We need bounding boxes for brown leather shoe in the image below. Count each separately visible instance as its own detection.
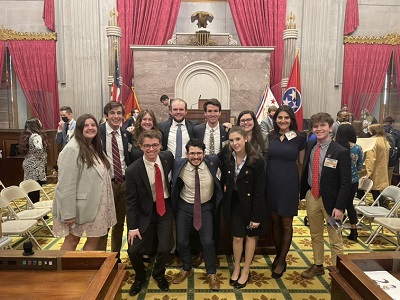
[172,269,193,284]
[207,274,220,290]
[192,253,203,267]
[301,265,325,279]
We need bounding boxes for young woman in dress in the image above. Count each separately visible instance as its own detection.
[19,118,48,203]
[53,114,116,250]
[220,125,266,289]
[266,105,306,278]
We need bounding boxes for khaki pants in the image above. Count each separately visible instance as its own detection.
[305,190,343,266]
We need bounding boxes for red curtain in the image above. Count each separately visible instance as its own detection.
[8,40,59,129]
[342,43,392,119]
[228,0,286,101]
[344,0,359,35]
[394,46,400,94]
[43,0,55,31]
[0,42,5,88]
[117,0,181,105]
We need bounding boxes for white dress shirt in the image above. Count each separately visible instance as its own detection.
[105,122,127,177]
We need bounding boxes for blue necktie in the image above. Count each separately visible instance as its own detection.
[176,123,182,158]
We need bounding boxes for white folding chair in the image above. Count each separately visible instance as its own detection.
[19,179,53,209]
[0,180,23,212]
[0,196,41,249]
[354,178,373,207]
[0,236,13,249]
[369,217,400,250]
[1,186,55,237]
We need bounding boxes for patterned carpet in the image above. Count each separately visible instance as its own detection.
[2,184,399,300]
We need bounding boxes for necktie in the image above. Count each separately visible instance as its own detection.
[209,128,215,154]
[65,123,70,142]
[312,144,321,199]
[193,167,202,231]
[111,131,124,184]
[154,163,166,216]
[176,123,182,159]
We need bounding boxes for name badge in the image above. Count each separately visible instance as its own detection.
[324,158,338,169]
[285,131,297,140]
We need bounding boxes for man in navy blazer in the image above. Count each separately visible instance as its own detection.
[98,101,132,261]
[300,112,351,279]
[56,106,76,147]
[125,130,174,296]
[170,139,222,290]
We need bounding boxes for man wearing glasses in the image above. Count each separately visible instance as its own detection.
[125,130,174,296]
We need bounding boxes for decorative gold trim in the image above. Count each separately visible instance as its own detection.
[0,27,57,41]
[344,33,400,45]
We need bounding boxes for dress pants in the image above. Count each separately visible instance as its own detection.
[176,199,216,274]
[127,202,174,281]
[305,190,343,266]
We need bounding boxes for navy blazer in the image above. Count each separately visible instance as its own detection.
[125,151,174,233]
[99,122,132,167]
[171,155,223,214]
[158,118,198,151]
[300,140,351,215]
[192,123,228,151]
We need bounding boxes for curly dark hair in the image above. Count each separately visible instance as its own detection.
[19,118,47,154]
[132,109,159,146]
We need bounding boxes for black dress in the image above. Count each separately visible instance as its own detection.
[266,131,306,216]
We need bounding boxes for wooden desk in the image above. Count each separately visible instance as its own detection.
[0,250,126,300]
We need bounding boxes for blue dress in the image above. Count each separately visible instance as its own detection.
[266,131,306,216]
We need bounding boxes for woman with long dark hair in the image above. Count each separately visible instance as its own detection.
[53,114,116,251]
[266,105,306,278]
[19,118,48,203]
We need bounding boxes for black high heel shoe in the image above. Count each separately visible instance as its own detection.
[235,273,250,289]
[230,269,241,286]
[272,262,287,279]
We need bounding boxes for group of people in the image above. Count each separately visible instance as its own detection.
[20,97,377,295]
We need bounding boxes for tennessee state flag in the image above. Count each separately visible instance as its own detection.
[282,52,303,130]
[124,86,141,120]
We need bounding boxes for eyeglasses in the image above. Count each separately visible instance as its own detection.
[142,143,160,150]
[188,152,203,157]
[240,118,253,124]
[327,217,343,234]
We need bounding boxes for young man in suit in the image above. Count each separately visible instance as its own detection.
[260,105,277,136]
[98,101,132,260]
[300,112,351,279]
[126,130,174,296]
[56,106,76,147]
[171,139,222,290]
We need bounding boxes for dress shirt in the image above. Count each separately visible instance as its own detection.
[179,161,213,204]
[307,139,332,187]
[105,122,127,177]
[167,119,190,158]
[143,156,170,201]
[204,122,221,155]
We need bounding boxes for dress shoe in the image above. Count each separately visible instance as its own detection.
[192,253,203,267]
[235,273,250,289]
[129,280,145,296]
[154,275,169,292]
[301,265,325,279]
[272,262,287,279]
[229,269,241,286]
[207,274,220,290]
[347,229,358,241]
[143,255,151,263]
[172,269,193,284]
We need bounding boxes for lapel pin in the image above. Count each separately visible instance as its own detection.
[245,170,249,174]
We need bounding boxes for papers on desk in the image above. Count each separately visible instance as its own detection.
[365,271,400,300]
[356,138,377,153]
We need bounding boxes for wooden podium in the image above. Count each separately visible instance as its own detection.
[0,250,126,299]
[330,252,400,300]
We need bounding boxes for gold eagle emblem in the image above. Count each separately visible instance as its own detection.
[191,11,214,29]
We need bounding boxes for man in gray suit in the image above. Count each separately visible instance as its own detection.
[56,106,76,147]
[260,105,277,136]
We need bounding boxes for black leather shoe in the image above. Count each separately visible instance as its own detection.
[235,273,250,289]
[129,280,145,296]
[230,270,241,286]
[154,276,169,292]
[272,262,287,279]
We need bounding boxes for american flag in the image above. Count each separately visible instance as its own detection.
[111,46,121,102]
[256,83,277,124]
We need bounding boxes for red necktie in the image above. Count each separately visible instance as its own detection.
[193,167,202,231]
[111,131,123,184]
[154,163,166,216]
[312,144,321,199]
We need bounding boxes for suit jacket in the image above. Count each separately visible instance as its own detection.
[171,155,223,214]
[260,117,273,136]
[158,118,198,151]
[192,123,228,151]
[53,138,106,224]
[300,140,352,214]
[125,151,174,233]
[56,119,76,147]
[99,122,132,167]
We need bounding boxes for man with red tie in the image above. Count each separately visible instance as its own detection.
[125,130,174,296]
[300,112,351,279]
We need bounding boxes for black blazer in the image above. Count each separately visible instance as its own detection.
[192,123,228,151]
[99,122,132,167]
[300,140,351,215]
[171,155,223,214]
[158,118,198,151]
[125,151,174,233]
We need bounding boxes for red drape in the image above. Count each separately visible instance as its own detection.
[0,42,5,88]
[43,0,55,31]
[117,0,181,105]
[228,0,286,101]
[8,40,59,129]
[344,0,359,35]
[342,44,392,119]
[394,46,400,94]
